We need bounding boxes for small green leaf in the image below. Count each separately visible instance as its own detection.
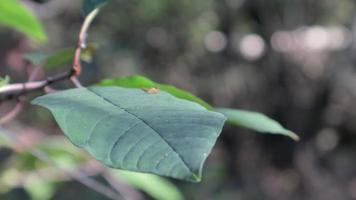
[24,53,49,66]
[98,75,213,110]
[32,86,226,182]
[215,108,299,141]
[24,45,96,70]
[44,48,75,69]
[82,0,108,16]
[0,0,46,42]
[0,76,10,87]
[114,171,184,200]
[24,48,74,70]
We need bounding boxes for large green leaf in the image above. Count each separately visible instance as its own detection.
[32,86,226,182]
[82,0,109,16]
[0,0,46,42]
[215,108,299,141]
[98,75,213,110]
[98,76,299,140]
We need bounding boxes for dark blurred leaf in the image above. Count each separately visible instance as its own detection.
[0,0,46,42]
[0,188,31,200]
[215,108,299,141]
[44,48,75,70]
[24,44,96,70]
[114,170,184,200]
[32,86,226,182]
[82,0,109,16]
[23,53,48,66]
[24,49,73,71]
[31,0,49,3]
[98,75,213,110]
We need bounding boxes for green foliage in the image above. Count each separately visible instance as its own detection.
[99,75,299,140]
[114,171,184,200]
[0,0,46,42]
[0,131,184,200]
[0,76,10,87]
[99,75,213,110]
[215,108,299,141]
[32,86,226,182]
[24,45,96,70]
[24,49,74,70]
[82,0,109,16]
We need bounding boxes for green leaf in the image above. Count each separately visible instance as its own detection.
[0,76,10,87]
[82,0,108,16]
[98,75,213,110]
[24,49,73,70]
[0,0,46,42]
[24,45,96,70]
[44,48,75,69]
[114,171,184,200]
[215,108,299,141]
[23,52,49,66]
[32,86,226,182]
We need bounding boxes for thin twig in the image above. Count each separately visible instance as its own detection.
[72,8,99,76]
[0,101,24,125]
[0,70,73,102]
[0,129,121,200]
[27,64,42,82]
[0,8,100,101]
[70,76,83,88]
[44,86,57,93]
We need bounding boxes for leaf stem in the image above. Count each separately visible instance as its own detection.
[72,8,99,76]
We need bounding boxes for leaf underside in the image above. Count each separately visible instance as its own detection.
[98,75,213,110]
[215,108,299,141]
[32,86,226,182]
[98,75,299,140]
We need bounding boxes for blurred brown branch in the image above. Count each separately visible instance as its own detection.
[0,70,73,102]
[0,129,124,200]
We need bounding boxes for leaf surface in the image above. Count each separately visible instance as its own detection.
[32,86,226,181]
[215,108,299,140]
[98,75,213,110]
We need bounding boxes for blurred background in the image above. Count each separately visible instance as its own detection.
[1,0,356,199]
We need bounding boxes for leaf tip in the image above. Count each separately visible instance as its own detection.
[288,131,300,141]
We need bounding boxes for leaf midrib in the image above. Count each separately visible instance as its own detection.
[86,87,194,176]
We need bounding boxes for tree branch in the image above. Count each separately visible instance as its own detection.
[0,70,73,102]
[72,8,99,76]
[0,101,24,125]
[0,8,100,102]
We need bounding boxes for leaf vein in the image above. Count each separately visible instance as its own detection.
[87,87,193,175]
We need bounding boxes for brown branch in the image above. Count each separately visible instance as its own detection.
[0,70,73,102]
[70,76,83,88]
[0,101,24,125]
[0,8,100,102]
[72,8,99,76]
